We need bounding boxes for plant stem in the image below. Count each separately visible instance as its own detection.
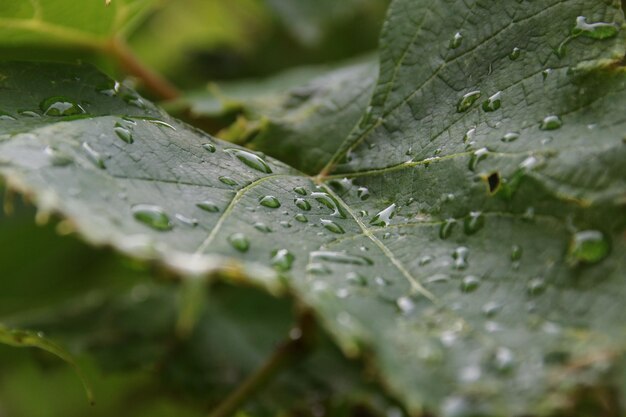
[106,37,180,101]
[208,312,315,417]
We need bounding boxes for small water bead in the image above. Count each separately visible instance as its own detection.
[492,347,515,373]
[511,245,523,261]
[96,80,120,96]
[147,120,176,130]
[501,132,519,143]
[321,219,345,234]
[259,195,281,208]
[279,221,291,228]
[452,246,469,270]
[482,301,502,317]
[568,230,609,264]
[114,123,133,144]
[449,32,463,49]
[219,176,238,186]
[464,211,484,235]
[311,192,345,218]
[482,91,502,112]
[468,147,489,171]
[271,249,294,271]
[44,146,73,166]
[396,296,415,314]
[463,127,476,143]
[311,251,373,266]
[307,263,332,275]
[18,110,40,118]
[197,201,219,212]
[294,198,311,211]
[439,218,457,239]
[224,148,272,174]
[40,96,85,117]
[375,276,391,286]
[346,272,367,286]
[202,143,216,153]
[460,276,480,293]
[82,142,105,169]
[419,255,433,266]
[509,47,521,60]
[357,186,370,200]
[572,16,619,40]
[369,203,397,227]
[0,111,16,121]
[253,222,271,233]
[457,91,481,112]
[294,213,308,223]
[175,213,198,227]
[132,204,172,231]
[527,278,547,296]
[540,115,562,130]
[542,68,552,81]
[293,186,307,196]
[426,273,450,284]
[228,233,249,252]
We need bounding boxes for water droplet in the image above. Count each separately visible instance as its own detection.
[311,251,373,266]
[82,142,105,169]
[396,296,415,314]
[439,218,457,239]
[346,272,367,286]
[253,222,271,233]
[542,68,552,80]
[228,233,249,252]
[202,143,216,153]
[40,97,85,117]
[357,187,370,200]
[511,245,523,261]
[0,110,16,121]
[279,221,291,228]
[197,201,219,212]
[468,147,489,171]
[452,246,469,270]
[369,203,396,227]
[482,91,502,112]
[175,213,198,227]
[271,249,294,271]
[294,213,308,223]
[492,347,515,373]
[321,219,345,234]
[294,198,311,211]
[463,127,476,143]
[148,119,176,130]
[311,192,346,218]
[96,80,120,96]
[18,110,39,118]
[375,276,390,286]
[568,230,609,264]
[540,115,562,130]
[572,16,618,39]
[259,195,281,208]
[527,278,546,296]
[426,273,450,284]
[457,91,481,112]
[419,255,433,266]
[132,204,172,231]
[460,276,480,293]
[219,176,238,186]
[501,132,519,142]
[114,123,133,144]
[482,301,502,317]
[44,146,73,166]
[293,186,307,195]
[307,263,331,275]
[464,211,484,235]
[449,32,463,49]
[509,47,521,60]
[224,148,272,173]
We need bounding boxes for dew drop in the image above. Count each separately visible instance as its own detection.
[196,201,219,212]
[114,123,133,144]
[44,146,73,166]
[294,213,308,223]
[346,272,367,286]
[511,245,523,261]
[449,32,463,49]
[464,211,484,235]
[482,301,502,317]
[225,148,272,173]
[568,230,609,264]
[542,68,552,80]
[311,192,346,218]
[452,246,469,270]
[460,276,480,293]
[527,278,547,296]
[321,219,345,234]
[468,147,489,171]
[175,213,198,227]
[279,221,291,228]
[457,91,481,112]
[271,249,294,271]
[132,204,172,231]
[439,218,457,239]
[463,127,476,143]
[293,186,307,196]
[40,96,85,117]
[572,16,618,40]
[253,222,271,233]
[501,132,519,142]
[228,233,249,252]
[96,80,120,96]
[509,47,521,60]
[307,263,332,275]
[18,110,40,118]
[311,251,373,266]
[482,91,502,112]
[540,115,562,130]
[369,203,396,227]
[396,296,415,314]
[294,198,311,211]
[259,195,281,208]
[202,143,216,153]
[492,347,515,373]
[357,186,370,200]
[219,176,238,186]
[82,142,105,169]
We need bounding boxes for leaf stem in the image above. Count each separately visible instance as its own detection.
[106,37,180,101]
[208,312,316,417]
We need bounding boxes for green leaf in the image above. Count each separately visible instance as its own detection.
[183,58,378,174]
[0,0,155,49]
[1,0,626,415]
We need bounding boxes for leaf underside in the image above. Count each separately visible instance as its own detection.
[1,1,626,416]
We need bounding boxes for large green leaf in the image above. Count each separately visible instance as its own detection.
[1,1,626,416]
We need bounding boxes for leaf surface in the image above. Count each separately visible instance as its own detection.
[1,0,626,414]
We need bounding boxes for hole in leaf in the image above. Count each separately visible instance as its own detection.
[487,172,500,193]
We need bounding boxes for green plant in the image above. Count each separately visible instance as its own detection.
[0,1,625,416]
